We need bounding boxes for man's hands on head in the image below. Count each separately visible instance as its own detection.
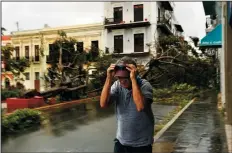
[100,64,116,108]
[126,64,137,80]
[108,63,138,80]
[107,64,116,79]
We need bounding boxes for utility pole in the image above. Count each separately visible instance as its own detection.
[16,21,19,31]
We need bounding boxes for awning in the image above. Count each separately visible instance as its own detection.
[199,24,222,48]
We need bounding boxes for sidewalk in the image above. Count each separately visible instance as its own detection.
[153,91,229,153]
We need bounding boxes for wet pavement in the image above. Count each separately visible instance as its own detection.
[153,91,228,153]
[2,101,176,152]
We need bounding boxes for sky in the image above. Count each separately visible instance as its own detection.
[2,2,206,39]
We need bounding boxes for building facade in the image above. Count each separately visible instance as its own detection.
[103,2,184,65]
[222,1,232,124]
[10,23,104,91]
[202,1,232,124]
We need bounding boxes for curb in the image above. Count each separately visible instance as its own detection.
[153,98,196,142]
[4,96,100,116]
[34,96,100,112]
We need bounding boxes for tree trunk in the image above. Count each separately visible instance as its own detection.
[58,44,63,73]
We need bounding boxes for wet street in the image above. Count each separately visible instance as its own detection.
[153,92,228,153]
[2,101,176,152]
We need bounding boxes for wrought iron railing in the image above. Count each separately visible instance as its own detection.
[34,56,40,62]
[104,18,123,25]
[157,16,172,30]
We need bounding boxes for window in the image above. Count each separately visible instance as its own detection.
[61,43,73,63]
[49,44,58,55]
[105,47,109,54]
[35,72,40,80]
[91,41,99,51]
[49,44,54,53]
[77,42,84,52]
[24,72,30,80]
[134,33,144,52]
[48,44,59,63]
[114,35,123,53]
[35,45,40,61]
[114,7,123,23]
[25,46,29,60]
[134,4,143,22]
[15,46,20,60]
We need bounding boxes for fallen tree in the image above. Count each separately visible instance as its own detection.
[140,35,219,89]
[21,34,218,102]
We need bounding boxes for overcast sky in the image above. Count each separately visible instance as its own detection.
[2,2,206,39]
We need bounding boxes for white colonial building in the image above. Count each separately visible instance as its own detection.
[10,23,104,91]
[103,2,184,65]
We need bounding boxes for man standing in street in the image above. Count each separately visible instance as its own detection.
[100,56,154,153]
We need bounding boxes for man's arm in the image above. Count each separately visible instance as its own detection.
[100,64,116,108]
[131,78,145,112]
[100,76,113,108]
[126,64,153,112]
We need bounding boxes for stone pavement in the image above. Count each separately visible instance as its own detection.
[153,91,229,153]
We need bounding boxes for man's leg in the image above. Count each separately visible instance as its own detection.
[128,144,152,153]
[114,139,126,153]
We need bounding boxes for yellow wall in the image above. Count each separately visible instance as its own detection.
[10,23,104,91]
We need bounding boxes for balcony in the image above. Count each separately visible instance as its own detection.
[104,18,122,25]
[12,57,20,61]
[25,56,30,61]
[157,17,173,35]
[104,18,151,30]
[32,56,40,63]
[112,51,150,58]
[174,24,184,32]
[23,56,40,63]
[161,1,173,11]
[46,55,72,64]
[46,55,54,63]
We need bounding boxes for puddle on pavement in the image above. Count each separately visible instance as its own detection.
[2,101,115,142]
[153,91,228,153]
[2,101,118,152]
